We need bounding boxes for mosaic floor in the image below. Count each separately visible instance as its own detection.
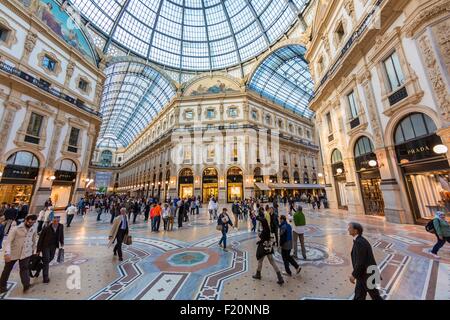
[0,205,449,300]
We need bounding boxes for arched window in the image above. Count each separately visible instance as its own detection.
[100,150,113,167]
[331,149,343,164]
[227,167,242,176]
[293,171,300,183]
[180,168,193,177]
[254,167,263,183]
[282,170,290,183]
[394,113,437,145]
[354,137,375,158]
[58,159,77,172]
[7,151,39,168]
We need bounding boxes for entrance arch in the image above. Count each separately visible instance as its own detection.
[227,167,243,202]
[354,136,384,216]
[393,113,449,221]
[0,151,40,205]
[178,168,194,199]
[202,167,218,203]
[331,149,348,209]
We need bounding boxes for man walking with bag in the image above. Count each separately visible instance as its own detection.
[37,216,64,284]
[0,214,38,293]
[109,208,130,262]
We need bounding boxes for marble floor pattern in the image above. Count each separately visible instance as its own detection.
[0,205,449,300]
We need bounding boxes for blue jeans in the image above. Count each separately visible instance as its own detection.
[432,235,450,254]
[219,230,227,248]
[0,224,4,249]
[152,216,160,231]
[251,219,256,232]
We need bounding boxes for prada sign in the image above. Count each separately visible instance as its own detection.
[54,170,77,182]
[2,165,38,180]
[396,134,443,163]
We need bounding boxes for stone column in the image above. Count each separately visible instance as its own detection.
[0,100,22,158]
[436,126,450,165]
[377,146,414,224]
[323,163,339,210]
[343,157,364,214]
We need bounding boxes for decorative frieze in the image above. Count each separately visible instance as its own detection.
[358,70,385,148]
[21,30,37,62]
[418,34,450,122]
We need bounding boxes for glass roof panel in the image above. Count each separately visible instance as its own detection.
[97,61,176,148]
[248,45,315,119]
[70,0,309,71]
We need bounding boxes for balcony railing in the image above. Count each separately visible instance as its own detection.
[0,61,101,117]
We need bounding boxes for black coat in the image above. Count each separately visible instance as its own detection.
[351,235,378,280]
[4,208,18,220]
[37,223,64,252]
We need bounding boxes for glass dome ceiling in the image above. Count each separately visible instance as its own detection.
[248,45,314,118]
[70,0,310,71]
[97,61,176,148]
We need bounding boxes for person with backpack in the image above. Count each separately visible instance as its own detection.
[429,211,450,258]
[217,208,233,252]
[279,215,302,277]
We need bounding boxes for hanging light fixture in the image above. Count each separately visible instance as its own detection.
[336,168,343,175]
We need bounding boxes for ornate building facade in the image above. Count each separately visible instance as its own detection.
[93,71,322,204]
[308,0,450,224]
[0,0,104,212]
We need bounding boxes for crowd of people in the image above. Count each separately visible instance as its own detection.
[0,192,449,300]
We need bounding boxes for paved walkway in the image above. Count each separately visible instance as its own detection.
[0,205,449,300]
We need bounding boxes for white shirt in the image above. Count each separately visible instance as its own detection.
[66,205,77,216]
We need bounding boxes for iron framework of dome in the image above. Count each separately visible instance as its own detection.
[97,61,176,149]
[248,45,314,119]
[70,0,310,71]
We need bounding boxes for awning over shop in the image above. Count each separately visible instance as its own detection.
[269,183,325,190]
[254,182,271,191]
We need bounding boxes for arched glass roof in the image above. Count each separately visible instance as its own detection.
[70,0,310,71]
[98,61,176,148]
[248,45,314,119]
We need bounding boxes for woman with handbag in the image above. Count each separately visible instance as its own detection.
[108,208,130,262]
[217,208,233,252]
[252,217,284,285]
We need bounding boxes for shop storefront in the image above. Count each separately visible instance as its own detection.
[178,168,194,199]
[331,149,348,210]
[227,167,243,202]
[0,151,39,205]
[0,151,39,204]
[354,137,384,216]
[202,167,218,203]
[50,165,77,210]
[394,113,450,222]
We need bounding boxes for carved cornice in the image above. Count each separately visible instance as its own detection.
[404,0,450,37]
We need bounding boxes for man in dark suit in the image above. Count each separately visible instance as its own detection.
[348,222,383,300]
[37,216,64,283]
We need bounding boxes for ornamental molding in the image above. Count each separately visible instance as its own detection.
[0,16,18,49]
[404,0,450,38]
[37,50,62,77]
[418,33,450,122]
